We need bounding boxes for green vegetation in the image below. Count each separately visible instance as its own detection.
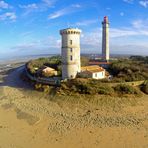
[60,78,114,95]
[60,79,142,96]
[109,57,148,82]
[33,78,142,98]
[26,56,62,77]
[130,56,148,63]
[114,84,139,95]
[25,55,147,97]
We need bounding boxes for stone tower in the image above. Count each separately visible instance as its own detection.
[60,28,81,80]
[102,16,110,62]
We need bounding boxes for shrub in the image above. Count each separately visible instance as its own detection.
[114,84,138,95]
[60,78,114,95]
[97,85,114,95]
[35,83,43,91]
[42,85,50,93]
[109,59,148,82]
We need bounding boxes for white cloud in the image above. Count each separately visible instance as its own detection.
[48,4,82,19]
[132,20,143,28]
[42,0,57,7]
[71,4,81,8]
[75,19,97,26]
[48,8,67,19]
[120,12,124,16]
[132,19,148,28]
[0,0,9,9]
[0,12,17,21]
[8,24,148,55]
[139,0,148,8]
[11,36,61,55]
[19,0,57,15]
[106,7,111,10]
[131,19,148,35]
[123,0,134,4]
[19,3,38,15]
[19,3,38,9]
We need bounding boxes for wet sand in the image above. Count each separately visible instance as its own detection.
[0,65,148,148]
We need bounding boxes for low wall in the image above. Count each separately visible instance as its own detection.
[105,80,146,87]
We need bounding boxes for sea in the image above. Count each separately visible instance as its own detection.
[0,54,59,65]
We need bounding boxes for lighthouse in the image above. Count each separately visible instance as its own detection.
[102,16,110,62]
[60,28,81,80]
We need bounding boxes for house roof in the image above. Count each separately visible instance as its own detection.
[81,65,105,73]
[88,69,105,73]
[42,66,56,72]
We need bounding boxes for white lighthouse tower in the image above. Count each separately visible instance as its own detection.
[60,28,81,80]
[102,16,110,62]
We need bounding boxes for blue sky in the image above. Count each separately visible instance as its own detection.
[0,0,148,58]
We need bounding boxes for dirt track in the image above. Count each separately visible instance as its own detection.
[0,65,148,148]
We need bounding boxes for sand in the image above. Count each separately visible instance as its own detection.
[0,65,148,148]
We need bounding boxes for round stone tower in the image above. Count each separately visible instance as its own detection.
[60,28,81,80]
[102,16,110,62]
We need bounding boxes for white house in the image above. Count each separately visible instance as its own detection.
[80,65,106,79]
[42,66,58,77]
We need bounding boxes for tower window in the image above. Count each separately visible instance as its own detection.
[70,48,73,52]
[70,40,72,45]
[70,55,73,61]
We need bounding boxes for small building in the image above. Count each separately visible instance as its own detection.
[80,65,106,79]
[42,66,58,77]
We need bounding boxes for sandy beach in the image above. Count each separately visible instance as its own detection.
[0,64,148,148]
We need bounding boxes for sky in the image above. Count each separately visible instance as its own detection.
[0,0,148,59]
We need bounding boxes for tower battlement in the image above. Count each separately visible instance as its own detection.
[60,28,81,35]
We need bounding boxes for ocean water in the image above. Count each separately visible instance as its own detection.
[0,54,59,65]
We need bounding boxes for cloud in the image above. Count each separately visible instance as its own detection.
[42,0,57,7]
[0,12,17,21]
[80,22,148,55]
[132,19,148,28]
[132,20,143,28]
[75,19,98,26]
[120,12,124,16]
[12,36,60,50]
[48,4,82,19]
[7,24,148,56]
[139,0,148,8]
[123,0,134,4]
[71,4,81,8]
[19,0,57,15]
[130,19,148,35]
[19,3,38,9]
[0,0,9,9]
[106,7,111,10]
[19,3,38,15]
